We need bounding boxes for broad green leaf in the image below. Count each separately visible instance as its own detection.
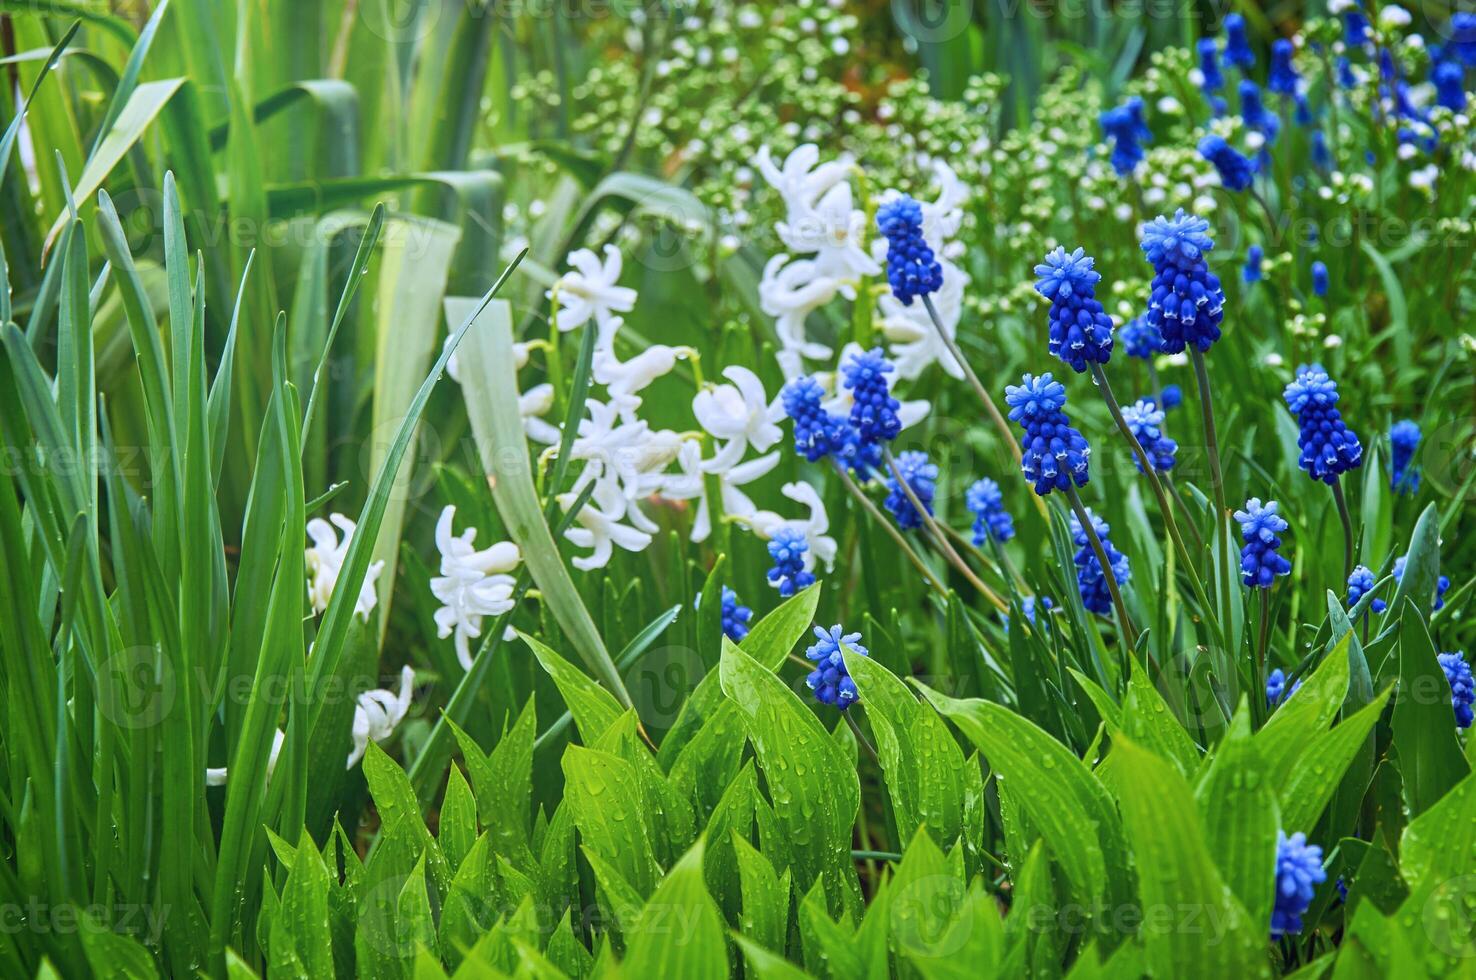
[270,838,335,979]
[451,699,535,853]
[734,933,814,979]
[1110,739,1264,976]
[1194,705,1277,931]
[527,632,624,743]
[797,878,861,978]
[562,745,660,898]
[1256,633,1352,787]
[622,839,728,979]
[78,927,160,980]
[903,878,1005,979]
[913,682,1133,927]
[720,638,862,920]
[439,766,479,875]
[1121,656,1199,775]
[1281,687,1392,832]
[1391,602,1469,816]
[733,832,789,955]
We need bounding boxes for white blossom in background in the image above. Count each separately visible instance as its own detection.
[519,383,560,444]
[305,514,383,621]
[738,481,838,571]
[592,329,689,420]
[879,259,968,380]
[758,254,842,378]
[661,441,781,542]
[205,729,285,787]
[752,144,852,219]
[430,506,521,669]
[560,485,654,570]
[780,181,879,282]
[346,666,416,767]
[549,245,638,348]
[692,366,784,472]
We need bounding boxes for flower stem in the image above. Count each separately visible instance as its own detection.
[1331,475,1355,581]
[920,294,1017,465]
[883,448,1008,613]
[1164,475,1207,553]
[1190,348,1234,659]
[831,461,948,597]
[1089,363,1218,630]
[1064,484,1138,651]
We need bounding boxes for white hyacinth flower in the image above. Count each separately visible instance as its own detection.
[305,514,383,621]
[205,729,285,787]
[739,481,838,572]
[879,258,969,381]
[752,143,853,219]
[592,332,687,420]
[430,506,521,669]
[549,245,638,344]
[692,366,784,472]
[661,441,781,542]
[560,486,654,570]
[778,181,879,281]
[758,254,842,377]
[347,666,416,768]
[519,383,560,445]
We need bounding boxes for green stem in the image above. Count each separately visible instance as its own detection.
[1191,349,1233,657]
[832,461,948,597]
[1331,475,1355,581]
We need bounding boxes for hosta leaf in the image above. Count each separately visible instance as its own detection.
[1391,601,1469,816]
[1111,738,1264,977]
[720,638,862,920]
[733,831,789,954]
[622,839,728,979]
[913,682,1133,928]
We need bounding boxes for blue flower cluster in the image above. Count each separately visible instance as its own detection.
[843,347,903,445]
[1141,210,1226,353]
[875,195,942,305]
[1100,97,1151,175]
[766,527,815,597]
[1199,135,1257,192]
[1266,668,1301,707]
[720,586,752,642]
[966,477,1015,545]
[1346,565,1379,611]
[1434,59,1467,111]
[1119,317,1162,359]
[1283,365,1363,484]
[1235,498,1291,588]
[884,451,937,530]
[1005,373,1092,496]
[805,625,867,709]
[1390,419,1421,494]
[1156,384,1183,411]
[1196,38,1224,111]
[1269,38,1300,96]
[1069,508,1131,615]
[1439,651,1474,729]
[1122,398,1177,473]
[1311,261,1329,297]
[1272,831,1326,937]
[1243,244,1264,283]
[781,374,880,476]
[1005,595,1055,631]
[1239,81,1279,144]
[1034,247,1115,372]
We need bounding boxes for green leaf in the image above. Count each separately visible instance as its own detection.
[526,632,624,743]
[1255,633,1352,787]
[622,838,728,979]
[1392,602,1470,817]
[1194,705,1277,931]
[452,699,535,854]
[270,838,335,979]
[1281,687,1391,832]
[1111,738,1264,976]
[438,766,478,875]
[720,638,862,920]
[562,745,661,898]
[733,832,790,955]
[79,927,160,980]
[1121,656,1199,775]
[913,682,1133,925]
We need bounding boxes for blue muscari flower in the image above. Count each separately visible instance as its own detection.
[1005,595,1055,630]
[1311,261,1329,297]
[1294,93,1314,126]
[1343,3,1371,48]
[876,195,942,306]
[1141,210,1226,353]
[1390,419,1421,494]
[782,375,845,463]
[1454,13,1476,66]
[1266,668,1302,706]
[843,347,902,445]
[884,450,938,531]
[805,625,867,709]
[966,477,1015,545]
[1311,130,1332,170]
[1239,80,1280,143]
[1433,61,1467,111]
[1069,508,1130,615]
[1346,565,1378,609]
[720,586,752,642]
[1273,831,1327,937]
[1269,39,1300,96]
[1392,555,1450,612]
[1284,365,1363,484]
[766,527,815,598]
[1122,398,1177,473]
[1100,97,1152,175]
[1157,384,1183,411]
[1235,498,1292,588]
[1005,373,1092,496]
[1439,651,1475,729]
[1197,38,1224,95]
[1119,317,1162,359]
[1336,56,1358,89]
[1034,247,1115,372]
[1224,13,1254,69]
[1243,244,1264,283]
[1199,134,1257,192]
